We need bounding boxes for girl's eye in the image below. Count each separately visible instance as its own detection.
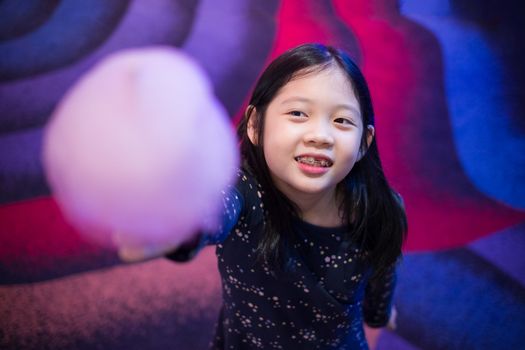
[334,117,354,126]
[289,110,306,118]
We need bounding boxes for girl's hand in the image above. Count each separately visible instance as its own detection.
[387,306,398,330]
[113,232,179,263]
[364,325,381,350]
[364,306,397,349]
[117,244,173,263]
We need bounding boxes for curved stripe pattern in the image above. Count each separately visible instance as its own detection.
[401,0,525,209]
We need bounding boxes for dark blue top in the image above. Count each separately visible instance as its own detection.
[167,169,396,349]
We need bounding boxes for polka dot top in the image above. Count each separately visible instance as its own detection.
[167,169,397,349]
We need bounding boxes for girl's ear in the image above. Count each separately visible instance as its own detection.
[365,125,375,148]
[358,125,375,160]
[246,105,258,145]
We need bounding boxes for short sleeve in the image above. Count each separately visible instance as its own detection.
[362,262,397,328]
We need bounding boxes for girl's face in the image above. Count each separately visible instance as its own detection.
[250,66,373,203]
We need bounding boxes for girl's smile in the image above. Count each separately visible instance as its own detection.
[295,153,333,175]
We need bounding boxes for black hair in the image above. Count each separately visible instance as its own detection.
[237,43,407,279]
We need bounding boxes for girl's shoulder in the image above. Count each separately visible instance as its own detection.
[235,166,263,194]
[233,166,266,221]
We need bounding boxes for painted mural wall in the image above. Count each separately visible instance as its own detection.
[1,1,524,349]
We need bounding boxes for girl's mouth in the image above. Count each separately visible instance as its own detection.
[294,156,333,168]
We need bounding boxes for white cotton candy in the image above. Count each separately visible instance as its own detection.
[43,47,239,248]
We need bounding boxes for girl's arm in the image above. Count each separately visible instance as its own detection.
[164,186,244,262]
[362,264,398,349]
[362,262,398,328]
[118,186,244,263]
[363,193,404,328]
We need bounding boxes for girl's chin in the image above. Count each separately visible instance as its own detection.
[278,181,338,198]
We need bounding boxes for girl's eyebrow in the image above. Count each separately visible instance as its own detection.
[280,97,361,117]
[280,96,311,105]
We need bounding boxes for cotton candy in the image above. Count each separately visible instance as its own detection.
[43,47,239,249]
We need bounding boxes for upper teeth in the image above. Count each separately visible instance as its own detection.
[296,156,332,167]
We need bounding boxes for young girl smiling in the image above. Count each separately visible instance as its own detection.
[123,43,407,349]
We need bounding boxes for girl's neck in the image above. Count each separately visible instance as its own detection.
[285,188,344,228]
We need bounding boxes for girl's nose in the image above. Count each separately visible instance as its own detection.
[303,120,334,147]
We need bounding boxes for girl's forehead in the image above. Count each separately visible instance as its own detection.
[275,66,358,105]
[287,66,354,90]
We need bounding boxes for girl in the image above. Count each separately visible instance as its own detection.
[121,43,407,349]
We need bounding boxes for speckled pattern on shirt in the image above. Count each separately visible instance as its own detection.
[171,169,396,349]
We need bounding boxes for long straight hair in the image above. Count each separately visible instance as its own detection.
[237,43,407,279]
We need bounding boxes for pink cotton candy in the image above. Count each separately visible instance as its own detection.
[43,47,239,248]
